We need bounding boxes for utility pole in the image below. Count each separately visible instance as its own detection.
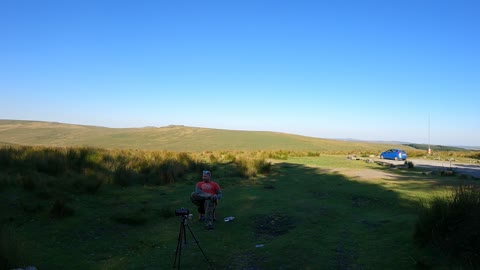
[428,114,432,155]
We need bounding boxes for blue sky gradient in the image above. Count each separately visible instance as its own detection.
[1,0,479,146]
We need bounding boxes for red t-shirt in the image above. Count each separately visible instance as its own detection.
[196,181,221,195]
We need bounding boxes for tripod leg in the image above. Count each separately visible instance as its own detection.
[172,222,185,269]
[185,223,214,270]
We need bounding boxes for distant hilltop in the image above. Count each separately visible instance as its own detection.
[337,138,412,145]
[0,119,416,152]
[337,139,476,151]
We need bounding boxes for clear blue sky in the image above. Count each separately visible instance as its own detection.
[1,0,479,146]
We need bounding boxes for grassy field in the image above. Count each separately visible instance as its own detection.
[0,120,420,153]
[1,121,479,269]
[1,146,479,270]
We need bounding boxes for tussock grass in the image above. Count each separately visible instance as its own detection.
[2,145,476,192]
[414,185,480,268]
[469,151,480,160]
[234,156,272,178]
[1,143,480,269]
[0,146,294,190]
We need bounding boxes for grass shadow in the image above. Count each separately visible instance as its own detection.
[0,157,460,269]
[211,161,429,270]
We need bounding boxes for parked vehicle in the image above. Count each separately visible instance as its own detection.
[379,149,407,160]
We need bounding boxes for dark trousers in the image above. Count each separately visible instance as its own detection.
[190,192,217,225]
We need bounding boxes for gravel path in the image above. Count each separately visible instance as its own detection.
[377,158,480,178]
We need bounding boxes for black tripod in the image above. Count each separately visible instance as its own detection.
[172,215,214,269]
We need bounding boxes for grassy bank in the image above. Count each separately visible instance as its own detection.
[1,146,479,269]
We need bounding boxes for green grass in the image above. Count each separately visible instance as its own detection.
[1,121,479,269]
[2,151,479,269]
[414,185,480,269]
[0,225,31,270]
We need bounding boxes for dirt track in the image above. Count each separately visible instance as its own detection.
[377,158,480,178]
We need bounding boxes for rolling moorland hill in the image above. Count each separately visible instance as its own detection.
[0,119,414,153]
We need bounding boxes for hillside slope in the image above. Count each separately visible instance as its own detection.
[0,120,410,152]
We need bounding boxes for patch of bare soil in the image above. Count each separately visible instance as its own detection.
[351,195,372,208]
[226,214,296,270]
[338,168,398,180]
[253,213,296,240]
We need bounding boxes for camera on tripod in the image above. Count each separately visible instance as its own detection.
[172,207,213,269]
[175,207,189,216]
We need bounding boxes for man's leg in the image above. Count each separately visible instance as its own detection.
[204,199,214,230]
[190,193,205,220]
[213,200,218,221]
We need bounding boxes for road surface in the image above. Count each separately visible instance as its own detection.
[377,158,480,178]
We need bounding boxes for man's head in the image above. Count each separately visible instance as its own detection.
[202,170,211,181]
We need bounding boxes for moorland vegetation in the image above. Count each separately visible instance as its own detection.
[1,120,480,269]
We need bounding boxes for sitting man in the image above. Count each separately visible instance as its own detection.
[190,170,222,230]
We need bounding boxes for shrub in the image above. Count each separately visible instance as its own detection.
[234,156,272,178]
[150,152,200,185]
[267,150,289,160]
[0,147,15,168]
[34,149,67,176]
[67,147,102,172]
[414,185,480,268]
[113,164,136,187]
[208,153,218,163]
[405,161,414,168]
[223,152,237,162]
[1,146,275,191]
[469,151,480,160]
[234,157,254,178]
[255,158,272,174]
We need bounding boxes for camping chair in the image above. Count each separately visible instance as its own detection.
[198,199,218,222]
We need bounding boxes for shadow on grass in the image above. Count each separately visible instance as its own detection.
[366,162,480,269]
[0,159,455,270]
[216,161,432,270]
